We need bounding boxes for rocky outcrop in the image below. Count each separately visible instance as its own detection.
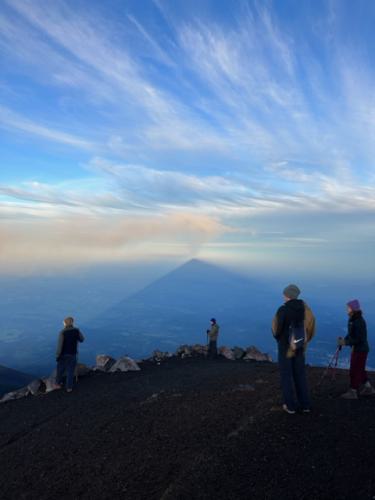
[109,357,141,372]
[219,346,236,360]
[1,362,94,403]
[175,344,207,358]
[151,350,173,362]
[27,379,43,395]
[232,347,245,360]
[175,345,193,358]
[0,386,29,403]
[95,355,116,372]
[243,346,272,362]
[0,345,271,404]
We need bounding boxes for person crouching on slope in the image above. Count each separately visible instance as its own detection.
[54,317,85,393]
[207,318,219,359]
[337,300,375,399]
[272,284,316,414]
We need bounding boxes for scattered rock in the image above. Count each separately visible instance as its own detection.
[109,356,141,372]
[219,346,235,360]
[191,344,208,356]
[176,345,193,358]
[95,355,116,372]
[152,350,173,362]
[27,379,43,395]
[233,347,245,360]
[243,346,272,362]
[43,369,58,393]
[75,363,91,378]
[0,386,29,404]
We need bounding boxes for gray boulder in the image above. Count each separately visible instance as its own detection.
[75,363,91,378]
[152,350,172,361]
[176,345,193,358]
[219,346,235,360]
[0,386,29,404]
[43,369,58,393]
[244,346,272,362]
[192,344,207,356]
[109,356,141,372]
[233,346,245,360]
[27,379,43,395]
[95,355,116,372]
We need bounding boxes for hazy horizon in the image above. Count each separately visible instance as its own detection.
[0,258,374,377]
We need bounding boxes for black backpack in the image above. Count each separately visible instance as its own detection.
[288,320,306,354]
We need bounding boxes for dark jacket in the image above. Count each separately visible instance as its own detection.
[272,299,316,351]
[345,311,369,353]
[56,326,85,358]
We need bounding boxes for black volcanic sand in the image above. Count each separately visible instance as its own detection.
[1,358,375,500]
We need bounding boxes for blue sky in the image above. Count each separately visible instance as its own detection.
[0,0,375,275]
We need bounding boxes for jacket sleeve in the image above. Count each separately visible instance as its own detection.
[208,325,218,339]
[56,331,64,358]
[78,329,85,343]
[344,319,365,346]
[272,306,285,340]
[304,303,316,343]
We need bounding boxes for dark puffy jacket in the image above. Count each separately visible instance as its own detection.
[273,299,305,349]
[272,299,316,349]
[345,311,369,353]
[56,327,85,358]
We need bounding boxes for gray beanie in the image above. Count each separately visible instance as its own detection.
[283,284,301,299]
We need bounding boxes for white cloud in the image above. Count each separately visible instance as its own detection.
[1,0,375,272]
[0,106,93,149]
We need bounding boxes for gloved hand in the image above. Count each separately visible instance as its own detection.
[206,329,210,334]
[337,337,346,347]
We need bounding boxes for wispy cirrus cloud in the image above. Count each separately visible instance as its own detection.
[0,106,93,149]
[1,0,375,272]
[2,0,375,167]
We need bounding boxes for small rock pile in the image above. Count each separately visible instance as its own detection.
[0,355,141,404]
[146,344,271,363]
[0,345,271,404]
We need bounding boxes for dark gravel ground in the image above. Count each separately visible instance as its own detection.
[0,357,375,500]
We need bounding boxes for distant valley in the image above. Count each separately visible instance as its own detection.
[0,259,374,377]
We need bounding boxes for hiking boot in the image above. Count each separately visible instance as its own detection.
[340,388,358,399]
[66,388,73,393]
[359,382,375,396]
[282,404,296,414]
[52,383,62,391]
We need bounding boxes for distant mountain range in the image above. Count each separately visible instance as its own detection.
[0,365,35,397]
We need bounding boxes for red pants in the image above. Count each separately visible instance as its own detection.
[350,351,368,389]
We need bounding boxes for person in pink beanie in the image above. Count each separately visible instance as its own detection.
[337,299,375,399]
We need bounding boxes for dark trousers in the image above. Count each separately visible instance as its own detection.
[208,340,217,359]
[56,354,77,390]
[278,347,310,411]
[350,351,368,389]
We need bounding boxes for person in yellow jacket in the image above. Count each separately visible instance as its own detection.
[206,318,219,359]
[272,284,316,414]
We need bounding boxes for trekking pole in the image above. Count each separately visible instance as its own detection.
[317,346,342,387]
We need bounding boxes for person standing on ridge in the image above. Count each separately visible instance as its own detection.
[54,317,85,393]
[337,299,375,399]
[207,318,219,359]
[272,284,316,414]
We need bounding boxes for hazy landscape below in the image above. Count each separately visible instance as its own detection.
[0,259,374,377]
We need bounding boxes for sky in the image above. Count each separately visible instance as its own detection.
[1,0,375,276]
